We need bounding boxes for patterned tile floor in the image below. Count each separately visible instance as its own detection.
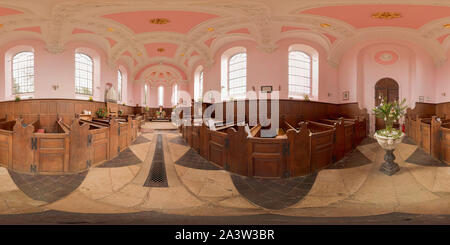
[8,170,88,203]
[1,122,450,224]
[231,174,317,210]
[98,148,142,168]
[405,148,448,167]
[328,149,372,169]
[175,148,220,170]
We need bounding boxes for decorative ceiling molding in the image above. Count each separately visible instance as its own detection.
[0,0,448,80]
[328,27,447,67]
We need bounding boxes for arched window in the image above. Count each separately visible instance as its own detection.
[158,86,164,106]
[117,70,122,101]
[12,51,34,94]
[194,70,203,102]
[75,53,93,95]
[288,51,311,97]
[228,52,246,99]
[172,84,178,105]
[144,84,148,105]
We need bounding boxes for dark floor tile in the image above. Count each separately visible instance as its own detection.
[175,148,220,170]
[328,149,372,169]
[231,174,317,210]
[359,137,377,146]
[405,148,448,167]
[8,170,88,203]
[402,136,416,145]
[98,148,142,168]
[132,135,151,145]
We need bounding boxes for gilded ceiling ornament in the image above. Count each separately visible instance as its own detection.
[371,12,402,20]
[157,48,165,52]
[150,18,170,25]
[320,23,331,28]
[444,24,450,28]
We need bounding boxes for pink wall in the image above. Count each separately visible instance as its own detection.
[435,50,450,103]
[338,40,436,109]
[189,38,339,103]
[0,39,134,105]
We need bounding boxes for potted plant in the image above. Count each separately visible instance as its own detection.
[14,96,21,102]
[96,107,107,118]
[373,98,407,175]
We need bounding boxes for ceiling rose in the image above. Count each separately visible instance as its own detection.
[375,51,399,65]
[149,18,170,25]
[371,12,402,20]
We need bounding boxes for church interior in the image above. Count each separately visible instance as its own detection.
[0,0,450,225]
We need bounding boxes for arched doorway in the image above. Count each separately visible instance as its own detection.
[375,78,399,130]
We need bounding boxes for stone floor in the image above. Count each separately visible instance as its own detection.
[1,122,450,224]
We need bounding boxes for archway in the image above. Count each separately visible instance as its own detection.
[375,78,399,130]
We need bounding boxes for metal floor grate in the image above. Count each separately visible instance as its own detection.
[144,134,168,187]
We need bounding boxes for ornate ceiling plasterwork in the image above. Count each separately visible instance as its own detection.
[0,0,448,81]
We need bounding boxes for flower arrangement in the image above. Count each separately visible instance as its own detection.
[96,107,107,118]
[88,97,94,102]
[373,97,407,139]
[14,96,21,102]
[303,94,310,101]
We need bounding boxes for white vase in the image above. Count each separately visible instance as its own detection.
[374,132,405,176]
[374,132,405,151]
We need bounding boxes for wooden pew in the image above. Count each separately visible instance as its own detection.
[66,119,110,167]
[440,122,450,164]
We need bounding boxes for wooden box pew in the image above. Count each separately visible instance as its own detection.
[0,114,6,123]
[202,121,250,176]
[91,118,121,160]
[339,116,366,146]
[318,118,344,162]
[439,122,450,164]
[0,118,71,174]
[419,117,434,154]
[303,121,336,171]
[419,116,450,159]
[281,121,335,176]
[246,123,289,178]
[66,119,110,168]
[320,118,355,155]
[0,120,16,168]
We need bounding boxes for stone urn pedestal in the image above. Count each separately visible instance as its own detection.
[374,132,405,176]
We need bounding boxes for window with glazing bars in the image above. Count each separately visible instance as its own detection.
[117,70,122,101]
[75,53,93,95]
[144,84,148,104]
[158,86,164,106]
[195,71,203,101]
[288,51,311,97]
[228,53,247,99]
[12,52,34,94]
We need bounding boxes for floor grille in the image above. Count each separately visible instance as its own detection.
[144,134,168,187]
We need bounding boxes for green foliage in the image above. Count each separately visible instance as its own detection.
[14,96,21,102]
[373,97,407,133]
[88,96,93,102]
[96,107,107,118]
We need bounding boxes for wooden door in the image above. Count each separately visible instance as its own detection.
[375,78,399,130]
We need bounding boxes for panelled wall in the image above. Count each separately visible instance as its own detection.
[0,99,135,123]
